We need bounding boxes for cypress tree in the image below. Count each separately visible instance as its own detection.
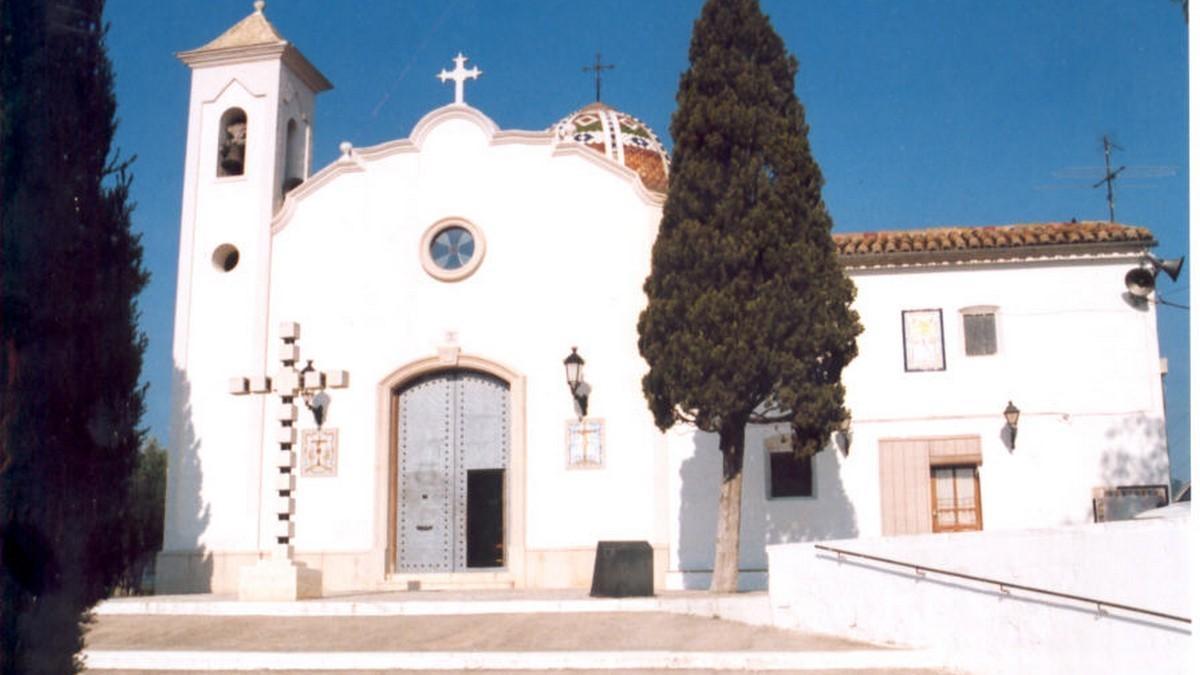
[638,0,861,593]
[1,0,148,670]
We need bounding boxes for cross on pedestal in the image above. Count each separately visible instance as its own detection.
[437,53,482,105]
[230,321,348,564]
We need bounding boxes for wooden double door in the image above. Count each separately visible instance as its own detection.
[394,370,509,572]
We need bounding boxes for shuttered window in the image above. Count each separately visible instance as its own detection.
[962,312,997,356]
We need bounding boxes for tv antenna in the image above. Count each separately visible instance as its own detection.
[582,52,615,103]
[1093,135,1126,223]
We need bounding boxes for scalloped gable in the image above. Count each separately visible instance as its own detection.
[409,105,501,149]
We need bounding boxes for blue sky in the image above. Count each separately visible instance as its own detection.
[103,0,1189,482]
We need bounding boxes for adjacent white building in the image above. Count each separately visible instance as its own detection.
[158,5,1172,595]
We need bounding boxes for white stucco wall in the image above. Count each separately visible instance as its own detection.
[242,106,667,568]
[668,255,1169,589]
[168,46,1169,596]
[767,519,1190,674]
[166,58,312,556]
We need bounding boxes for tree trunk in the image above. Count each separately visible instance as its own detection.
[710,419,746,593]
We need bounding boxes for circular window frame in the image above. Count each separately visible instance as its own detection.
[419,217,486,282]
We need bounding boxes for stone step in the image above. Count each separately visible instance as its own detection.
[83,648,952,672]
[376,572,517,592]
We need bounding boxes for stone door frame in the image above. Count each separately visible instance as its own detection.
[374,355,527,586]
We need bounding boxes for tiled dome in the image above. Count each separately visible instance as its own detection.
[551,102,670,193]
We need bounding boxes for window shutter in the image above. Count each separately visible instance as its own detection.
[963,313,996,356]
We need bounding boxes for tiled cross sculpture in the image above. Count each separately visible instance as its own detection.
[229,322,348,562]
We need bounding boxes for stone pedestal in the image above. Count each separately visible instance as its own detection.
[238,558,322,601]
[590,540,654,597]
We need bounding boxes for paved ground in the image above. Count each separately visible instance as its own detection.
[86,612,871,653]
[84,591,959,673]
[91,670,950,674]
[91,667,945,672]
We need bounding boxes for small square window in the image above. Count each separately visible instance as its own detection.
[769,452,813,498]
[963,312,997,356]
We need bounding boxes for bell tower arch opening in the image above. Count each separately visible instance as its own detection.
[217,107,247,177]
[282,117,305,195]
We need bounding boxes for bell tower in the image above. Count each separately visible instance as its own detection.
[161,1,331,589]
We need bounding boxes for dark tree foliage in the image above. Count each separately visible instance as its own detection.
[1,0,148,671]
[638,0,860,592]
[115,438,166,595]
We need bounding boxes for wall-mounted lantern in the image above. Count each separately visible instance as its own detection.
[1003,400,1020,450]
[563,347,589,419]
[299,360,331,428]
[834,415,852,456]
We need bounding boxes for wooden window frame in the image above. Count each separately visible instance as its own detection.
[930,463,983,533]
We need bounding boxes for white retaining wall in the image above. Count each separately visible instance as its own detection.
[767,518,1190,674]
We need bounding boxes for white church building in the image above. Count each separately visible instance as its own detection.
[158,4,1173,595]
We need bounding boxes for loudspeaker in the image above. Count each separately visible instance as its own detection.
[1158,256,1185,282]
[590,540,653,597]
[1125,267,1156,298]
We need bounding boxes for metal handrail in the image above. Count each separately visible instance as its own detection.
[814,543,1191,625]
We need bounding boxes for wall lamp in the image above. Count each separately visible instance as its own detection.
[1125,253,1184,300]
[1003,400,1020,450]
[299,360,332,428]
[834,415,852,456]
[563,347,589,419]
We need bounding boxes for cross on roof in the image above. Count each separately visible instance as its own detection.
[438,53,482,105]
[1093,135,1126,223]
[582,52,615,103]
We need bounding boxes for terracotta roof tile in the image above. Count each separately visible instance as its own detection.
[833,221,1152,264]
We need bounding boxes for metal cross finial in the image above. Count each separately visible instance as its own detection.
[582,52,615,103]
[438,53,482,105]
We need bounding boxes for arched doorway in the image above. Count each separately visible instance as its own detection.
[393,369,510,572]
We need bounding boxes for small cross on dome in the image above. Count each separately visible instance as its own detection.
[438,53,482,105]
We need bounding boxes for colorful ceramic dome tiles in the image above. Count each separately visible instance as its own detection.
[552,102,670,193]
